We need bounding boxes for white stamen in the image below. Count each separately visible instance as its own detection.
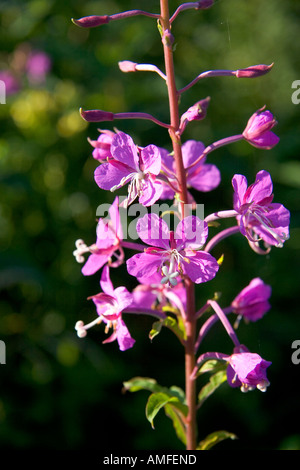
[110,172,137,193]
[160,252,181,286]
[244,207,288,248]
[75,317,102,338]
[73,239,91,263]
[257,380,270,392]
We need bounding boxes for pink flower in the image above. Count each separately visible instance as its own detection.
[94,131,163,208]
[75,266,135,351]
[227,345,272,392]
[88,129,115,161]
[0,70,20,95]
[231,278,271,322]
[26,51,51,84]
[126,213,219,285]
[131,273,187,313]
[178,97,210,135]
[232,170,290,248]
[242,107,279,149]
[161,140,220,199]
[73,196,123,275]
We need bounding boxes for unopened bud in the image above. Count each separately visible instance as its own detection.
[162,29,175,47]
[236,63,274,78]
[80,108,114,122]
[118,61,138,73]
[72,15,110,28]
[178,97,210,135]
[196,0,214,9]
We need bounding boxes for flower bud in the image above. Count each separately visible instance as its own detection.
[88,130,115,160]
[118,61,138,73]
[179,97,210,134]
[162,29,175,47]
[231,278,271,322]
[236,63,274,78]
[227,345,272,392]
[242,106,279,149]
[196,0,214,9]
[80,108,114,122]
[72,16,110,28]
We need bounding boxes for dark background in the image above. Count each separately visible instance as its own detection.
[0,0,299,451]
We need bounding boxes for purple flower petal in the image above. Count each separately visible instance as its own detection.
[252,204,290,246]
[248,131,280,150]
[96,219,117,249]
[94,161,132,190]
[111,131,139,171]
[100,265,114,295]
[232,174,248,210]
[109,196,123,240]
[114,286,133,311]
[182,140,206,168]
[140,145,161,175]
[136,213,170,249]
[182,251,219,284]
[244,170,273,204]
[138,178,163,207]
[231,278,271,321]
[81,253,108,276]
[115,318,136,351]
[131,285,157,309]
[127,252,162,281]
[188,163,221,192]
[175,216,208,249]
[227,351,272,391]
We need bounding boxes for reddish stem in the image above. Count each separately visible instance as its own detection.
[160,0,197,451]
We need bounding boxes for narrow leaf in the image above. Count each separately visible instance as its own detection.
[198,370,227,408]
[149,320,163,341]
[197,430,237,450]
[164,403,186,446]
[146,392,173,429]
[146,392,188,429]
[149,316,186,343]
[122,376,161,394]
[123,377,186,403]
[197,359,225,375]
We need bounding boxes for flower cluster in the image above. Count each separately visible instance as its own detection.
[71,0,290,451]
[0,43,51,95]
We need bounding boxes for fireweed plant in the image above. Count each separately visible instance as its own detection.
[72,1,290,450]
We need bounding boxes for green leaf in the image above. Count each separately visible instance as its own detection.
[164,403,186,446]
[149,316,186,343]
[168,386,186,403]
[146,392,188,429]
[197,430,237,450]
[123,377,187,443]
[122,377,161,394]
[146,392,174,429]
[149,320,163,341]
[122,377,185,399]
[198,370,227,408]
[157,19,163,38]
[197,359,226,376]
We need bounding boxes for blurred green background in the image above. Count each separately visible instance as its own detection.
[0,0,299,451]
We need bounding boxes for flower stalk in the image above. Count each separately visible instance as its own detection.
[160,0,197,450]
[72,0,287,453]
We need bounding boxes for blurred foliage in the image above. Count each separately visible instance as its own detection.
[0,0,299,451]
